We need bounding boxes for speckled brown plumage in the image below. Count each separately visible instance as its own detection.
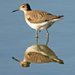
[25,10,64,23]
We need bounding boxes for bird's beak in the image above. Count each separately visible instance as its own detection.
[12,8,20,12]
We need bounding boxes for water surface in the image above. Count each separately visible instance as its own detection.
[0,0,75,75]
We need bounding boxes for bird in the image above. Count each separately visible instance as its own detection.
[12,3,64,38]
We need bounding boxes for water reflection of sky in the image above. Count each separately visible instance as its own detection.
[0,0,75,75]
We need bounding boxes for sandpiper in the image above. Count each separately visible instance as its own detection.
[12,3,64,38]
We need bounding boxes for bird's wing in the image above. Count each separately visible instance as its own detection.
[26,10,63,23]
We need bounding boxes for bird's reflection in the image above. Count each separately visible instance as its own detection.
[12,38,64,67]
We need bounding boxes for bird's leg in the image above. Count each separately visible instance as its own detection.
[46,29,49,38]
[36,30,38,38]
[36,37,38,45]
[46,37,49,45]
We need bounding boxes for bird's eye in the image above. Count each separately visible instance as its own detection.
[22,6,25,8]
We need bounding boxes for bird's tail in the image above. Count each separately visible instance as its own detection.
[57,15,64,20]
[58,15,64,18]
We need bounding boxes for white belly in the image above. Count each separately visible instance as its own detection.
[25,18,61,30]
[26,20,55,30]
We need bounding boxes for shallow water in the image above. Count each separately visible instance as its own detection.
[0,0,75,75]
